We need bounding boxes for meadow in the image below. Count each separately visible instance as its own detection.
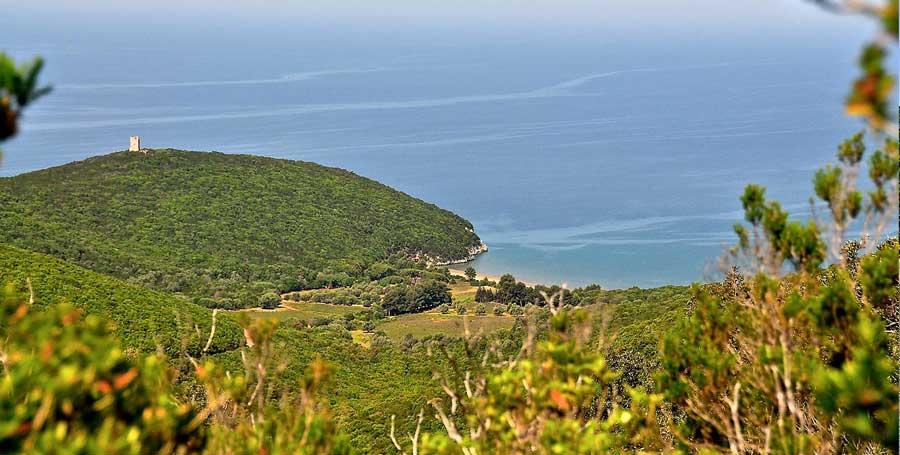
[239,301,365,321]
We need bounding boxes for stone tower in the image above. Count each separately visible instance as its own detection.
[129,136,141,152]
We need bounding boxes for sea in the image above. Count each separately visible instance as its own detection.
[3,4,893,288]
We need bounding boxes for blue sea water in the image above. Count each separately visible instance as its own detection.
[2,9,892,288]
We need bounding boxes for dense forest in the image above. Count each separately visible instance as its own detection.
[0,149,484,306]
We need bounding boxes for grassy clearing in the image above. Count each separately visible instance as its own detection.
[376,312,515,340]
[449,281,478,303]
[254,282,514,341]
[239,302,364,321]
[350,330,372,347]
[285,278,485,303]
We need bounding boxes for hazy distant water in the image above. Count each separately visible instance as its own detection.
[2,23,887,288]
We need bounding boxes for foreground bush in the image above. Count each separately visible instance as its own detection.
[658,134,898,453]
[0,288,352,454]
[0,287,204,453]
[383,294,663,454]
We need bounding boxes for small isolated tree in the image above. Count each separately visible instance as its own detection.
[463,266,477,281]
[473,303,487,316]
[257,291,281,309]
[362,320,376,332]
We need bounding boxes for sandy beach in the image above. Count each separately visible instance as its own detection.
[446,267,540,287]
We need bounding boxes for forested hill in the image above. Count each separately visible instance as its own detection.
[0,243,243,355]
[0,149,482,303]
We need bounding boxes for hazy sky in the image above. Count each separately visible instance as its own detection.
[6,0,873,38]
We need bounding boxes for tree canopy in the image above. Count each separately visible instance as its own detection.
[0,149,483,305]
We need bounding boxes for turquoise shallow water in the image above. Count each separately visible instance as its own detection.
[3,16,891,288]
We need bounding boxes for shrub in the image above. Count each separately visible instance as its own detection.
[507,304,524,316]
[198,315,353,454]
[411,296,661,453]
[0,287,205,453]
[657,134,899,453]
[258,291,282,309]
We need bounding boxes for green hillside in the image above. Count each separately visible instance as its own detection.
[0,243,479,453]
[0,243,242,355]
[0,149,483,305]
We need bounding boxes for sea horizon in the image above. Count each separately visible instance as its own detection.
[3,10,890,288]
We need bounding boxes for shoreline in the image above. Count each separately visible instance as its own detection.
[445,267,540,287]
[430,239,489,266]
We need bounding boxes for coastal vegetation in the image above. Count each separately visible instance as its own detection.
[0,243,243,356]
[0,236,708,452]
[0,149,483,308]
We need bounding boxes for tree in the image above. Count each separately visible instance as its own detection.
[474,287,495,303]
[382,286,409,316]
[474,303,486,316]
[407,279,451,313]
[496,274,517,300]
[257,291,281,309]
[496,274,532,305]
[463,266,476,281]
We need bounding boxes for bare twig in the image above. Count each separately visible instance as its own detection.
[26,277,34,305]
[389,414,405,454]
[409,409,424,455]
[202,309,219,356]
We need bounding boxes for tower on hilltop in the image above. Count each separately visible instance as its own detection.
[129,136,141,152]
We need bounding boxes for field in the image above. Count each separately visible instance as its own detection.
[244,281,515,341]
[448,281,479,303]
[239,301,364,321]
[376,312,515,340]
